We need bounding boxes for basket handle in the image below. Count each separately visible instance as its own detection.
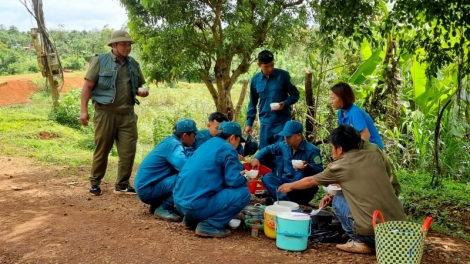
[421,216,433,233]
[372,210,385,228]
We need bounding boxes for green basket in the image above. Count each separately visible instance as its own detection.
[244,218,264,231]
[373,210,433,264]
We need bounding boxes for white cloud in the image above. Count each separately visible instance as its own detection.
[0,0,128,32]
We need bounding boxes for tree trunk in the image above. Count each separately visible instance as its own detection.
[233,80,249,122]
[305,69,314,142]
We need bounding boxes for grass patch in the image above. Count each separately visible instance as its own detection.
[398,171,470,241]
[0,81,245,181]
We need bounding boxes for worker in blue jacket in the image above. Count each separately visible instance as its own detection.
[245,50,300,175]
[187,112,244,158]
[174,122,251,238]
[134,119,199,222]
[251,121,323,205]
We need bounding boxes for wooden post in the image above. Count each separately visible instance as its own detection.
[30,0,61,109]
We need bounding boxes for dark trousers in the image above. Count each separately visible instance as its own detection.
[259,122,285,176]
[137,175,177,210]
[89,110,138,188]
[262,173,319,205]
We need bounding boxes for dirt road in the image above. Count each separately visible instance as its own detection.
[0,156,469,264]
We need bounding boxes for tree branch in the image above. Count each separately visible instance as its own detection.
[282,0,304,9]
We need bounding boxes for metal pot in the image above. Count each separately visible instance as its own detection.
[239,205,264,221]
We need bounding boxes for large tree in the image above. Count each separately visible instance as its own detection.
[119,0,310,120]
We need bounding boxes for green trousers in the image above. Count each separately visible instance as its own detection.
[89,109,138,188]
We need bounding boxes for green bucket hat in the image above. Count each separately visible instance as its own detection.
[107,30,135,46]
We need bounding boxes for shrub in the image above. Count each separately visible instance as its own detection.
[49,89,94,129]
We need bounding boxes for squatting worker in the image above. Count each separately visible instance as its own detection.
[80,30,148,196]
[174,122,251,238]
[245,50,300,175]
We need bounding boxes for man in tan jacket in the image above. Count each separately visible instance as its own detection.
[279,125,406,254]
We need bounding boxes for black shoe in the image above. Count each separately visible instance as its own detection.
[149,202,160,214]
[89,185,102,196]
[114,186,137,195]
[183,216,199,230]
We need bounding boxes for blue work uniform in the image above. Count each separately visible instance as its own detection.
[187,129,244,156]
[257,139,323,205]
[173,137,251,229]
[134,134,189,210]
[337,104,384,149]
[246,68,300,174]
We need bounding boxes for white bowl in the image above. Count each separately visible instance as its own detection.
[291,160,303,167]
[245,170,259,178]
[138,87,149,92]
[323,185,342,196]
[228,219,241,229]
[270,103,280,110]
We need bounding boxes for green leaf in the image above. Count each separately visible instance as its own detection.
[348,49,382,85]
[360,39,372,61]
[411,55,427,99]
[308,53,316,69]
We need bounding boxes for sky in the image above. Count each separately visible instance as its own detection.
[0,0,129,32]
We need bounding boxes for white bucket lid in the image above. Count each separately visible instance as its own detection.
[278,212,310,221]
[274,201,299,210]
[265,205,291,214]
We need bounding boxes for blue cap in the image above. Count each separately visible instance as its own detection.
[175,119,198,133]
[278,121,303,137]
[217,122,246,142]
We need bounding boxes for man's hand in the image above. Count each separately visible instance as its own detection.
[272,102,285,112]
[293,160,308,171]
[80,111,90,126]
[278,183,293,194]
[137,90,149,97]
[245,126,252,134]
[319,194,333,208]
[238,154,244,161]
[250,158,260,170]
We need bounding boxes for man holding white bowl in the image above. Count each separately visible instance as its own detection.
[245,50,300,176]
[250,121,323,205]
[80,30,149,196]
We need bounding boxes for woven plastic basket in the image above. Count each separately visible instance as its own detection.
[373,210,433,264]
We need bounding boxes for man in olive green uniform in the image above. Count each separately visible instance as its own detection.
[80,30,148,196]
[278,125,406,254]
[360,139,401,196]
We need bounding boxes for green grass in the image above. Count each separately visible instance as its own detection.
[0,81,246,181]
[397,170,470,241]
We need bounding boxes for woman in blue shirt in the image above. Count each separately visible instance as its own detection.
[330,82,384,149]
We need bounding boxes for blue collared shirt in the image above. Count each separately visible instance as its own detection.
[174,137,247,209]
[254,139,323,181]
[337,104,384,149]
[246,68,299,126]
[134,134,189,194]
[189,129,244,156]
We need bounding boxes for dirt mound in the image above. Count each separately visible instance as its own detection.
[0,73,84,107]
[0,79,38,106]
